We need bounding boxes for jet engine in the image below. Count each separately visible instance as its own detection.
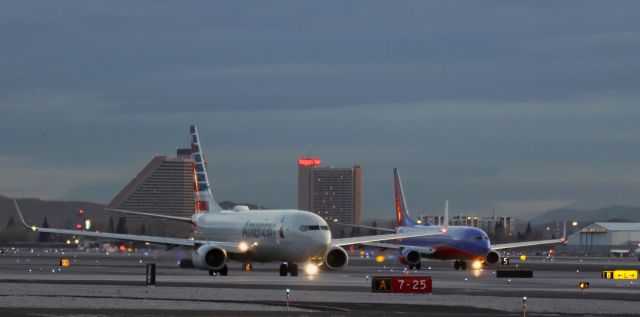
[324,246,348,270]
[193,244,228,271]
[484,249,500,265]
[399,248,421,266]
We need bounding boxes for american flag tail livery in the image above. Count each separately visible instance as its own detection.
[190,125,222,213]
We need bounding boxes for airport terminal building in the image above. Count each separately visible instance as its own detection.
[566,222,640,256]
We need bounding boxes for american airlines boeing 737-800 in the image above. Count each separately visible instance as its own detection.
[359,169,566,271]
[14,126,440,276]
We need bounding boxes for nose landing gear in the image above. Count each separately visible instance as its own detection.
[279,262,299,276]
[453,260,467,270]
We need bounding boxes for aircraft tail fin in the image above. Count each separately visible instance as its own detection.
[394,168,417,227]
[190,125,222,213]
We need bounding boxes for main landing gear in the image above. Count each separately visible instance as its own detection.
[279,262,299,276]
[453,260,467,270]
[209,265,229,276]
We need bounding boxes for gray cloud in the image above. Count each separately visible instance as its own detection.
[1,1,640,219]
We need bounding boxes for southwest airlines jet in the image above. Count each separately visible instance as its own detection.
[14,126,440,276]
[363,169,566,270]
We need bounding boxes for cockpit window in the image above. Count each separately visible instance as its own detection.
[300,225,330,231]
[472,236,489,240]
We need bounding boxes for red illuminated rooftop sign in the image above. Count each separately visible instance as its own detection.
[298,157,321,166]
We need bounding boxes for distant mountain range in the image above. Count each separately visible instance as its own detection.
[0,195,109,229]
[2,194,639,234]
[0,195,267,230]
[528,205,640,225]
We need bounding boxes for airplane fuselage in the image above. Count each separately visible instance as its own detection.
[193,209,331,263]
[398,225,491,261]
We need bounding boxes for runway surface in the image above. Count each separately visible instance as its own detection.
[0,247,638,316]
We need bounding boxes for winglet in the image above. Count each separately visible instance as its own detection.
[13,199,37,231]
[560,220,567,243]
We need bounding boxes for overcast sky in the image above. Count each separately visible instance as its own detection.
[1,1,640,220]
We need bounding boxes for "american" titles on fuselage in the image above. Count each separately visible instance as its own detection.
[242,221,278,239]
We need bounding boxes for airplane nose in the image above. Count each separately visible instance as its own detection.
[310,231,331,249]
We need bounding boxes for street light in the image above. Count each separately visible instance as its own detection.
[572,221,578,227]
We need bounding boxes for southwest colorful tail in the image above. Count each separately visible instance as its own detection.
[394,168,417,227]
[190,125,222,213]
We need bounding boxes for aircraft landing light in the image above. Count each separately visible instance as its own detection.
[471,260,483,270]
[304,263,319,276]
[238,241,249,252]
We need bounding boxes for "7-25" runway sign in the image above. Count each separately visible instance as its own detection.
[372,276,432,293]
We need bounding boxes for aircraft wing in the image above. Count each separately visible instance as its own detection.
[361,242,436,255]
[14,200,244,253]
[332,229,441,247]
[105,208,193,223]
[336,223,396,233]
[491,238,565,251]
[492,221,567,250]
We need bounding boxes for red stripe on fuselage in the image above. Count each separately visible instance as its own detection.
[430,245,481,261]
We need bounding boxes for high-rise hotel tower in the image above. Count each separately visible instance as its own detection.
[297,157,361,226]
